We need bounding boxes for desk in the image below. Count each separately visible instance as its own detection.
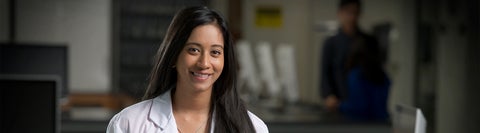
[60,103,391,133]
[249,103,391,133]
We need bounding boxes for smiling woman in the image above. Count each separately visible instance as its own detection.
[176,24,225,93]
[106,6,268,133]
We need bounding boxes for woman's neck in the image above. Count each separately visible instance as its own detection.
[172,85,212,115]
[172,84,212,133]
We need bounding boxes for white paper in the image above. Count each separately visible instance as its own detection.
[275,44,299,103]
[415,109,427,133]
[255,41,280,96]
[236,40,261,95]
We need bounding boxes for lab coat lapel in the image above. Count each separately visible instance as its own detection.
[148,89,177,132]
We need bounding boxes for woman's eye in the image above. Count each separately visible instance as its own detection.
[187,48,200,54]
[211,50,222,56]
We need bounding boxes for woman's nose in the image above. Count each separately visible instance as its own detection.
[196,53,211,69]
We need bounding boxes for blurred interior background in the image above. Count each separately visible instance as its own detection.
[0,0,479,133]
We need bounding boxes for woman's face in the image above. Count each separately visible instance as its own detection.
[175,24,225,92]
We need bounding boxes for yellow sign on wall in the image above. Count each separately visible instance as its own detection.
[255,6,283,28]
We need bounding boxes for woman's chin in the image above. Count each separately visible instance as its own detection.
[191,84,213,92]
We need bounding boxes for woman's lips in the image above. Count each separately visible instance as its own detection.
[191,71,211,80]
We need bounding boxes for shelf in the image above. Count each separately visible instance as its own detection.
[120,9,175,18]
[113,0,207,99]
[120,35,163,42]
[120,63,152,70]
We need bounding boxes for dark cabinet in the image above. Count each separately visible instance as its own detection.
[112,0,205,99]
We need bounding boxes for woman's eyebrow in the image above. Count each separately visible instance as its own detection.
[212,44,224,50]
[185,42,202,47]
[186,42,224,50]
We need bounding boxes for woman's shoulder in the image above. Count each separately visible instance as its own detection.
[107,93,177,133]
[247,111,269,133]
[108,99,154,125]
[116,99,153,117]
[107,99,158,132]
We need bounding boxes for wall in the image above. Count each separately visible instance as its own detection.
[465,23,480,132]
[0,0,8,41]
[242,0,312,102]
[242,0,417,110]
[435,0,480,132]
[15,0,111,93]
[382,0,417,112]
[436,29,468,133]
[210,0,229,18]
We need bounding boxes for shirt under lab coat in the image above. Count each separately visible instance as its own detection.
[106,90,269,133]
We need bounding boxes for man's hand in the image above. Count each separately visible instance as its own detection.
[325,95,340,112]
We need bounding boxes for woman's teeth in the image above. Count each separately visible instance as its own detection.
[192,72,209,78]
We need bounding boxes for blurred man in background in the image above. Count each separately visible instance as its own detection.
[320,0,389,120]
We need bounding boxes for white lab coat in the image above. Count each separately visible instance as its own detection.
[106,90,269,133]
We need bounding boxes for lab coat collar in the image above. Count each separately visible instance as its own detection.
[148,89,175,131]
[147,89,216,132]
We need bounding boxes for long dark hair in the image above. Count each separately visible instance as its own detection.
[142,6,255,133]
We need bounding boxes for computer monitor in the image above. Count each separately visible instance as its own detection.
[0,44,68,100]
[392,104,427,133]
[0,74,61,133]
